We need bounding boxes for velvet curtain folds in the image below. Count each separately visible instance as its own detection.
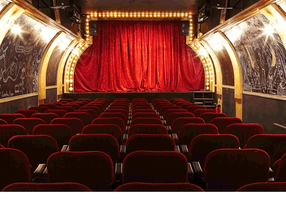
[74,21,205,92]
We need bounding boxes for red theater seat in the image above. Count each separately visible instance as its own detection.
[244,134,286,165]
[0,124,27,147]
[39,104,56,109]
[126,134,175,154]
[2,182,92,191]
[163,109,188,120]
[159,106,181,116]
[77,98,92,103]
[45,109,67,117]
[66,103,81,110]
[224,123,264,147]
[51,118,84,136]
[81,106,102,115]
[8,135,59,169]
[178,123,218,146]
[64,112,92,126]
[115,182,204,191]
[60,98,74,102]
[204,149,270,191]
[32,124,72,148]
[104,109,128,118]
[0,148,32,190]
[82,124,123,144]
[123,151,188,183]
[0,113,25,124]
[55,106,75,112]
[210,117,242,134]
[100,112,128,124]
[0,119,7,124]
[13,118,46,135]
[200,112,227,123]
[171,117,205,134]
[92,117,125,135]
[193,109,216,117]
[128,124,168,136]
[189,134,240,167]
[69,134,120,162]
[275,153,286,182]
[180,103,193,109]
[29,106,49,113]
[76,109,98,120]
[237,182,286,191]
[31,113,59,124]
[166,112,195,126]
[47,151,114,191]
[16,110,39,118]
[130,117,162,126]
[186,105,205,113]
[132,112,159,119]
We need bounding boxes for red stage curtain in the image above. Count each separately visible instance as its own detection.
[74,21,205,92]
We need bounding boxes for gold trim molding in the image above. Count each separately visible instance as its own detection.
[0,92,38,104]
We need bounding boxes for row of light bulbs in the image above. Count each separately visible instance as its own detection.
[66,43,90,92]
[191,43,213,91]
[87,12,193,19]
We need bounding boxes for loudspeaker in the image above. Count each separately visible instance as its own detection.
[89,21,98,36]
[181,21,190,36]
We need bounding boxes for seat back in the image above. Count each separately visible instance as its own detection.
[16,110,39,118]
[204,149,270,191]
[82,124,122,144]
[0,124,27,147]
[275,153,286,181]
[171,117,205,133]
[55,106,75,112]
[104,109,128,118]
[39,104,56,109]
[99,112,128,124]
[128,124,168,136]
[185,105,205,113]
[158,106,181,116]
[210,117,242,134]
[0,119,8,124]
[13,118,46,135]
[180,103,193,109]
[200,112,227,123]
[32,124,72,148]
[69,134,120,161]
[29,106,49,113]
[92,117,125,135]
[47,151,114,190]
[31,113,59,124]
[244,134,286,165]
[123,151,188,183]
[45,109,67,117]
[64,112,92,126]
[126,134,175,154]
[114,182,204,191]
[130,117,163,126]
[178,123,218,146]
[76,109,98,120]
[0,148,31,190]
[166,112,195,126]
[51,118,84,136]
[163,109,188,120]
[8,135,59,169]
[0,113,26,124]
[3,182,92,191]
[132,112,159,119]
[237,182,286,191]
[81,106,102,115]
[189,134,240,167]
[224,123,264,147]
[193,109,216,117]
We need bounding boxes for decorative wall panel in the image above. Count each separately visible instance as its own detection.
[205,34,234,86]
[223,13,286,96]
[0,14,59,99]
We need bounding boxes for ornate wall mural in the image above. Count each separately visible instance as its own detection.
[0,0,8,11]
[0,14,59,99]
[223,13,286,96]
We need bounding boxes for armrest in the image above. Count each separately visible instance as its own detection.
[127,120,131,125]
[188,163,194,181]
[172,133,178,141]
[192,161,203,175]
[32,163,46,183]
[123,134,128,143]
[125,126,130,133]
[166,126,172,132]
[180,145,189,158]
[115,163,123,183]
[162,120,167,125]
[268,167,275,178]
[61,145,69,151]
[120,145,126,154]
[160,116,164,120]
[175,145,180,153]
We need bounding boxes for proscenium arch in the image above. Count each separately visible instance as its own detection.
[200,39,223,108]
[38,31,65,105]
[217,31,243,119]
[57,39,79,99]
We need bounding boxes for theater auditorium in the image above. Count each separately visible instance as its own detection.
[1,0,286,195]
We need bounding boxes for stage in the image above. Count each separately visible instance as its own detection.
[62,91,216,104]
